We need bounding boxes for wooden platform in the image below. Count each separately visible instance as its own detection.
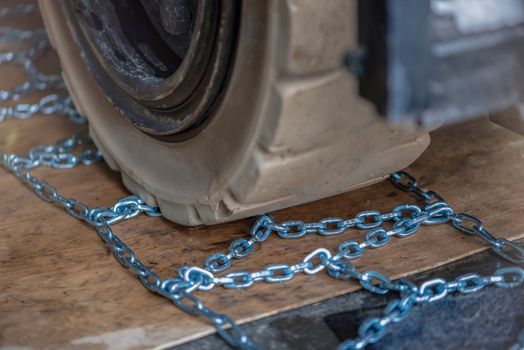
[2,10,524,350]
[2,118,524,349]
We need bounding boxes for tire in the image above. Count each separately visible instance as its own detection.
[39,0,430,226]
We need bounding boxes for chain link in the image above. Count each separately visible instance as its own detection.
[1,6,523,350]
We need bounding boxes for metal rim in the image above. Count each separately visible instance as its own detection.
[63,0,239,139]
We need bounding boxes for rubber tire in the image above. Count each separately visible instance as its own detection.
[39,0,430,226]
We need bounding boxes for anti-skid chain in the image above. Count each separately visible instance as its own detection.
[1,5,523,350]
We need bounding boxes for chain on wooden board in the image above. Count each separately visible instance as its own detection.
[1,5,523,350]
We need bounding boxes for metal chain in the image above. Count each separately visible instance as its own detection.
[3,132,258,349]
[0,7,84,123]
[206,172,523,275]
[205,201,456,275]
[1,5,523,350]
[390,171,524,264]
[200,201,452,290]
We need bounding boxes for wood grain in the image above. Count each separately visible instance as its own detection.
[2,7,524,350]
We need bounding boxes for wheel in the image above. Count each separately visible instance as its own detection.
[39,0,430,226]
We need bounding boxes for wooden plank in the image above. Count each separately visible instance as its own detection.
[2,117,524,350]
[2,9,524,350]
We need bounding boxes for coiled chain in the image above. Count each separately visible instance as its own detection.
[1,5,523,350]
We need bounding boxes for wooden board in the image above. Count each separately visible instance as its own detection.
[2,114,524,350]
[2,10,524,350]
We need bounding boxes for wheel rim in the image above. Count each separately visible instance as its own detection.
[64,0,239,139]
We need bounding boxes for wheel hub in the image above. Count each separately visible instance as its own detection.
[63,0,239,139]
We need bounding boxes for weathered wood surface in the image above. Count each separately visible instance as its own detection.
[2,118,524,350]
[2,8,524,350]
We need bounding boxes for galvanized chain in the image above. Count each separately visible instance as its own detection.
[1,5,523,350]
[200,201,452,289]
[205,201,453,274]
[0,5,83,123]
[206,172,523,275]
[2,132,258,349]
[390,171,524,264]
[3,143,259,350]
